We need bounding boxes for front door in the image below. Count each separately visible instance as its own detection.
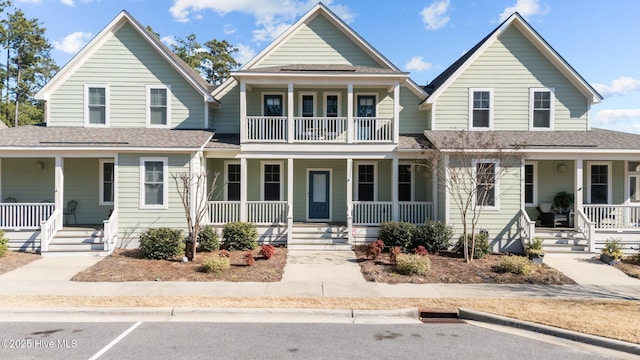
[309,171,330,220]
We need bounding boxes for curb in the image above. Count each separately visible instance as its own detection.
[459,308,640,356]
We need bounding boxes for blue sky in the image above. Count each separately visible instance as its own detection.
[15,0,640,133]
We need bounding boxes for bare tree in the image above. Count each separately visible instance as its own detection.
[172,170,219,261]
[422,131,522,262]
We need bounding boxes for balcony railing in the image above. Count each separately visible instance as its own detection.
[244,116,394,143]
[0,202,55,229]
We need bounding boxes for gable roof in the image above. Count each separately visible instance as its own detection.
[35,10,219,106]
[213,2,427,99]
[422,12,602,106]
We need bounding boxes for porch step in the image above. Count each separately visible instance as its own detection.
[288,223,351,250]
[41,227,108,256]
[535,229,589,253]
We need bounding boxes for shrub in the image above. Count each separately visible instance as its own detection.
[201,255,230,274]
[389,246,402,267]
[197,225,219,252]
[395,253,430,276]
[0,229,8,258]
[139,227,184,260]
[366,240,385,259]
[259,244,275,259]
[454,232,490,259]
[413,221,453,253]
[244,251,255,266]
[218,250,230,258]
[411,245,428,256]
[525,237,544,255]
[378,221,416,253]
[495,255,533,275]
[221,222,258,251]
[602,237,624,260]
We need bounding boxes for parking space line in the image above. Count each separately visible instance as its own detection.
[88,321,142,360]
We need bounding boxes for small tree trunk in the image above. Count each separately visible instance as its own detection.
[13,64,20,127]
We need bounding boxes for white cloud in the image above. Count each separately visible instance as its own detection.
[421,0,451,30]
[60,0,75,6]
[252,18,291,42]
[405,56,433,72]
[15,0,42,4]
[223,24,236,35]
[593,77,640,98]
[235,44,256,66]
[499,0,549,22]
[161,35,177,48]
[592,109,640,134]
[52,31,92,54]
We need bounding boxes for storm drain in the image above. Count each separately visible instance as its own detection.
[419,308,466,324]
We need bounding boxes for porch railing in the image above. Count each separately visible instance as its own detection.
[353,201,393,225]
[575,209,595,252]
[399,202,434,224]
[353,117,393,142]
[518,208,535,248]
[40,209,62,252]
[582,204,640,230]
[207,201,287,225]
[208,201,241,224]
[103,208,118,252]
[246,116,287,142]
[0,203,55,229]
[294,117,347,142]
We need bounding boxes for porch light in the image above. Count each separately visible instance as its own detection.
[556,162,566,173]
[35,160,46,171]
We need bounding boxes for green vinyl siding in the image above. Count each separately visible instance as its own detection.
[399,87,427,134]
[257,14,381,68]
[117,153,191,244]
[436,26,589,131]
[49,23,205,129]
[63,158,112,224]
[211,83,240,133]
[1,158,55,202]
[293,159,346,222]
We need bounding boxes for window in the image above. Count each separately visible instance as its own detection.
[226,162,240,201]
[300,93,315,117]
[140,158,168,208]
[356,163,376,201]
[264,94,283,116]
[474,160,498,209]
[262,163,282,201]
[357,95,376,117]
[147,85,171,127]
[84,84,109,126]
[324,93,340,117]
[469,89,492,128]
[398,164,412,202]
[588,163,610,204]
[627,161,640,204]
[530,88,554,129]
[99,160,114,205]
[524,162,536,205]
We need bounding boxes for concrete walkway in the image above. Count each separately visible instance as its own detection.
[544,253,640,286]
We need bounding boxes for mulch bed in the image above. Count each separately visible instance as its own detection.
[0,251,40,275]
[354,246,575,285]
[613,255,640,279]
[71,247,287,282]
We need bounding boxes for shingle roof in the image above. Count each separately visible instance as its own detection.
[239,64,405,75]
[0,126,213,149]
[204,134,240,149]
[398,134,429,150]
[424,129,640,151]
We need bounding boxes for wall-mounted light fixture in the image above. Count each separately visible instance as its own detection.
[556,162,566,174]
[35,160,46,171]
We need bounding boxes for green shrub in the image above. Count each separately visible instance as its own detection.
[525,237,545,255]
[139,227,184,260]
[602,237,624,259]
[495,255,533,275]
[197,225,219,252]
[454,232,490,259]
[201,254,231,274]
[413,221,453,253]
[0,229,8,258]
[394,253,430,276]
[221,222,258,251]
[378,221,416,253]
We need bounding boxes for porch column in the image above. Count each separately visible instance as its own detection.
[393,82,400,144]
[287,83,294,143]
[240,157,247,222]
[575,159,584,211]
[347,83,354,144]
[240,81,247,142]
[443,154,450,224]
[54,156,64,219]
[431,158,438,221]
[287,158,293,243]
[346,158,353,243]
[392,157,399,221]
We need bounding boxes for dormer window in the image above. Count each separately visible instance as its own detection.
[469,88,493,129]
[530,88,554,129]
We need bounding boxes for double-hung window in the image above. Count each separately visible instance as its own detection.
[588,162,610,204]
[300,93,315,117]
[264,94,283,116]
[85,84,109,126]
[530,88,554,129]
[324,93,340,117]
[140,157,168,208]
[226,162,241,201]
[99,160,114,205]
[262,162,282,201]
[147,85,171,127]
[469,89,492,129]
[524,162,537,206]
[398,164,412,202]
[474,160,498,209]
[356,163,376,201]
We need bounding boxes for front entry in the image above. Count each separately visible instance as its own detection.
[308,170,330,220]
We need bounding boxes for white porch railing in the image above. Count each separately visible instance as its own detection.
[0,203,55,229]
[399,202,434,224]
[40,209,62,252]
[518,208,535,248]
[293,117,347,142]
[353,201,393,225]
[103,209,118,252]
[353,117,393,142]
[582,204,640,230]
[575,209,595,252]
[247,201,287,224]
[208,201,241,224]
[246,116,287,142]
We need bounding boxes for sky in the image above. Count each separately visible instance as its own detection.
[14,0,640,134]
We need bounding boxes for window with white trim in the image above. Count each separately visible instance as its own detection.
[299,92,315,117]
[140,157,168,208]
[627,161,640,203]
[99,160,114,205]
[469,89,492,129]
[356,163,376,201]
[85,84,109,126]
[262,162,282,201]
[530,88,554,129]
[226,162,241,201]
[588,163,610,204]
[474,159,498,209]
[147,85,171,127]
[524,162,537,206]
[324,93,340,117]
[263,94,283,116]
[398,164,412,202]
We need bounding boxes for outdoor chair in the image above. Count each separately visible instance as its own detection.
[3,197,17,203]
[64,200,78,224]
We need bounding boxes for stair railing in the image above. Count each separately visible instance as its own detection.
[518,208,535,249]
[575,209,595,252]
[103,208,118,252]
[40,209,62,252]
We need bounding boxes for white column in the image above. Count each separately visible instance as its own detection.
[393,82,400,144]
[443,154,450,224]
[392,157,399,221]
[240,81,247,142]
[431,158,438,221]
[287,158,294,244]
[287,83,294,143]
[240,157,247,222]
[520,157,525,209]
[55,156,64,223]
[113,153,119,211]
[575,159,583,211]
[346,158,353,243]
[347,83,354,144]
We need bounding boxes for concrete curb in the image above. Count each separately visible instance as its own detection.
[459,308,640,356]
